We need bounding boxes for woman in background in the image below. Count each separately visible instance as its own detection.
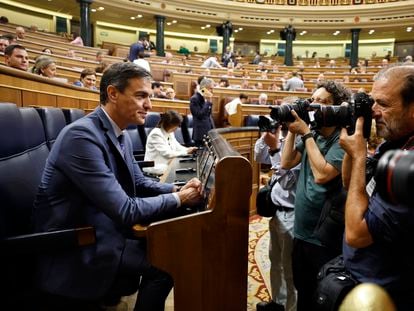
[73,68,97,90]
[32,56,57,78]
[144,110,197,175]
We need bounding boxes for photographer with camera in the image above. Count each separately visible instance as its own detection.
[280,81,351,311]
[255,114,301,311]
[339,65,414,311]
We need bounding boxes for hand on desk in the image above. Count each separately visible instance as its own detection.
[177,178,203,206]
[187,147,198,154]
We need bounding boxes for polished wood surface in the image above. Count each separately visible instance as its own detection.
[134,128,252,311]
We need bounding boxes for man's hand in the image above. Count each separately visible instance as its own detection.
[288,110,310,135]
[187,147,198,154]
[339,117,367,159]
[263,128,280,150]
[178,178,203,206]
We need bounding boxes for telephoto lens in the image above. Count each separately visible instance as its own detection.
[375,149,414,205]
[257,116,280,133]
[269,98,311,124]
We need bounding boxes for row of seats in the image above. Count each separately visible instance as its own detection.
[0,103,95,308]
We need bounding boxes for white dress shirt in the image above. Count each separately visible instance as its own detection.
[144,127,189,175]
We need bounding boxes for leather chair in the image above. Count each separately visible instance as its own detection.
[0,104,95,307]
[125,124,146,159]
[35,107,67,149]
[143,112,161,139]
[245,114,260,127]
[62,108,85,124]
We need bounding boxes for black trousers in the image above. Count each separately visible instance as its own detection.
[292,238,340,311]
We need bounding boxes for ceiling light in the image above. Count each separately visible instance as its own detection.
[130,17,135,20]
[172,20,177,23]
[302,30,307,34]
[167,22,172,26]
[269,30,274,33]
[201,26,205,30]
[206,24,211,28]
[137,14,142,18]
[407,27,413,32]
[97,6,104,11]
[234,29,239,33]
[91,8,97,12]
[238,27,243,31]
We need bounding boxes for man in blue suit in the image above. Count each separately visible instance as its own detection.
[33,62,202,311]
[190,77,215,146]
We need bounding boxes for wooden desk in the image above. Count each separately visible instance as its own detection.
[133,128,252,311]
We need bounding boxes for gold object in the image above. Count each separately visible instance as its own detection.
[339,283,396,311]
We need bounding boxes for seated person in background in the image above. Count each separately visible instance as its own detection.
[32,56,57,78]
[144,110,197,175]
[201,55,222,69]
[2,33,17,45]
[218,78,230,88]
[152,81,167,98]
[95,61,109,74]
[33,63,203,311]
[254,82,264,90]
[4,44,29,71]
[15,26,25,39]
[162,52,175,64]
[178,45,190,56]
[70,32,84,46]
[283,71,304,91]
[0,35,10,53]
[96,51,105,63]
[165,87,177,100]
[254,93,268,105]
[224,93,248,117]
[73,68,97,90]
[42,47,53,54]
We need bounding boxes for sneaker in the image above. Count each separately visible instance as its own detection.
[256,300,285,311]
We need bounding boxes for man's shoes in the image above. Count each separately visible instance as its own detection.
[256,300,285,311]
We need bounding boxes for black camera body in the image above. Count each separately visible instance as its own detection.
[375,149,414,206]
[267,93,374,138]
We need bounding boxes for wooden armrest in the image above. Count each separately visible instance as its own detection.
[1,226,96,254]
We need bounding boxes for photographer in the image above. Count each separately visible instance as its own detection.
[339,65,414,311]
[255,123,300,311]
[280,81,351,311]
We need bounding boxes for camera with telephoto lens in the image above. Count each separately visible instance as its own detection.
[375,149,414,206]
[257,115,280,133]
[268,93,374,138]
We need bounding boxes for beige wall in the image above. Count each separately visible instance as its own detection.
[95,25,136,47]
[0,5,55,32]
[261,39,395,59]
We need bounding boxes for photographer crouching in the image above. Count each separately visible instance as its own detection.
[339,65,414,310]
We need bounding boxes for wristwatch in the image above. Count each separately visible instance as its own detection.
[301,132,313,144]
[268,147,281,156]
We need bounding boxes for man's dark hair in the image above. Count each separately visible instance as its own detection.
[239,93,248,100]
[2,34,15,42]
[316,80,352,106]
[151,81,162,89]
[4,44,26,56]
[100,62,152,104]
[197,75,207,85]
[0,35,9,41]
[375,65,414,108]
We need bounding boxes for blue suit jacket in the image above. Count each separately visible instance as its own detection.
[33,107,179,299]
[189,92,214,142]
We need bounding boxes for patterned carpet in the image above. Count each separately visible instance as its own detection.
[248,215,272,311]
